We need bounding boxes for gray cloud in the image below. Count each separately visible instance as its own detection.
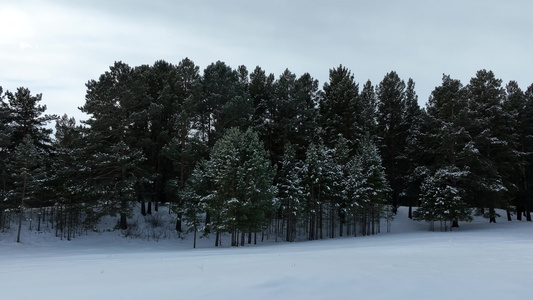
[1,0,532,122]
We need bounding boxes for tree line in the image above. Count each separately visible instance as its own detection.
[1,58,532,245]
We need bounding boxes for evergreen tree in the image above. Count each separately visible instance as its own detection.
[162,58,204,231]
[80,61,147,229]
[5,87,57,150]
[414,166,473,231]
[138,60,180,211]
[201,128,276,246]
[376,71,406,211]
[263,69,298,165]
[200,61,253,148]
[264,69,319,166]
[179,160,211,248]
[332,137,351,237]
[346,135,391,235]
[359,80,378,136]
[0,87,11,149]
[8,135,42,242]
[276,143,306,242]
[465,70,514,222]
[1,87,55,233]
[0,88,12,225]
[420,75,471,223]
[301,141,339,240]
[249,66,275,138]
[292,73,320,158]
[50,115,95,238]
[400,79,424,213]
[521,83,533,221]
[502,81,529,220]
[425,75,470,167]
[319,65,360,150]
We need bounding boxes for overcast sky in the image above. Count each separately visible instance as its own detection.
[1,0,532,123]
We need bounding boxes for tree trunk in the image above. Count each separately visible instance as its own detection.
[141,199,146,216]
[17,208,24,243]
[361,211,366,236]
[175,216,182,233]
[193,227,197,249]
[524,180,531,221]
[506,210,512,221]
[371,207,375,235]
[452,220,459,228]
[29,208,33,231]
[16,174,28,243]
[489,207,497,223]
[0,209,4,232]
[286,215,291,242]
[37,197,43,231]
[318,204,323,239]
[119,198,127,230]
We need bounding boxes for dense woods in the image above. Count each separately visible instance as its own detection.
[2,59,533,245]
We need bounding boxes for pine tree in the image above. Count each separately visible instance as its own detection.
[0,88,13,226]
[332,137,351,237]
[8,135,42,242]
[400,79,425,213]
[51,115,95,239]
[346,135,391,235]
[263,69,298,165]
[292,73,320,159]
[502,81,528,220]
[80,61,147,229]
[319,65,360,150]
[521,83,533,221]
[376,71,406,211]
[0,87,11,149]
[201,128,276,246]
[138,60,180,211]
[2,87,55,233]
[5,87,57,150]
[263,69,319,166]
[425,75,470,167]
[420,74,471,223]
[276,143,306,242]
[465,70,514,222]
[301,141,339,240]
[249,66,275,138]
[162,58,204,230]
[414,166,473,231]
[200,61,253,148]
[179,160,211,248]
[359,80,378,136]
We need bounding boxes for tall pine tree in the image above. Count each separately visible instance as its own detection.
[465,70,514,222]
[376,71,406,211]
[80,62,147,229]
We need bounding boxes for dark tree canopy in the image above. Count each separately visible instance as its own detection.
[2,59,533,245]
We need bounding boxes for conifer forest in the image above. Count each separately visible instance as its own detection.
[2,59,533,245]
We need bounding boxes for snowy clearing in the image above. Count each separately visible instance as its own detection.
[1,207,532,300]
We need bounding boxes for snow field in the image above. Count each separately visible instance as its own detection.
[1,207,532,300]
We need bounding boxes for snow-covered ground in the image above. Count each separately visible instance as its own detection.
[1,208,532,300]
